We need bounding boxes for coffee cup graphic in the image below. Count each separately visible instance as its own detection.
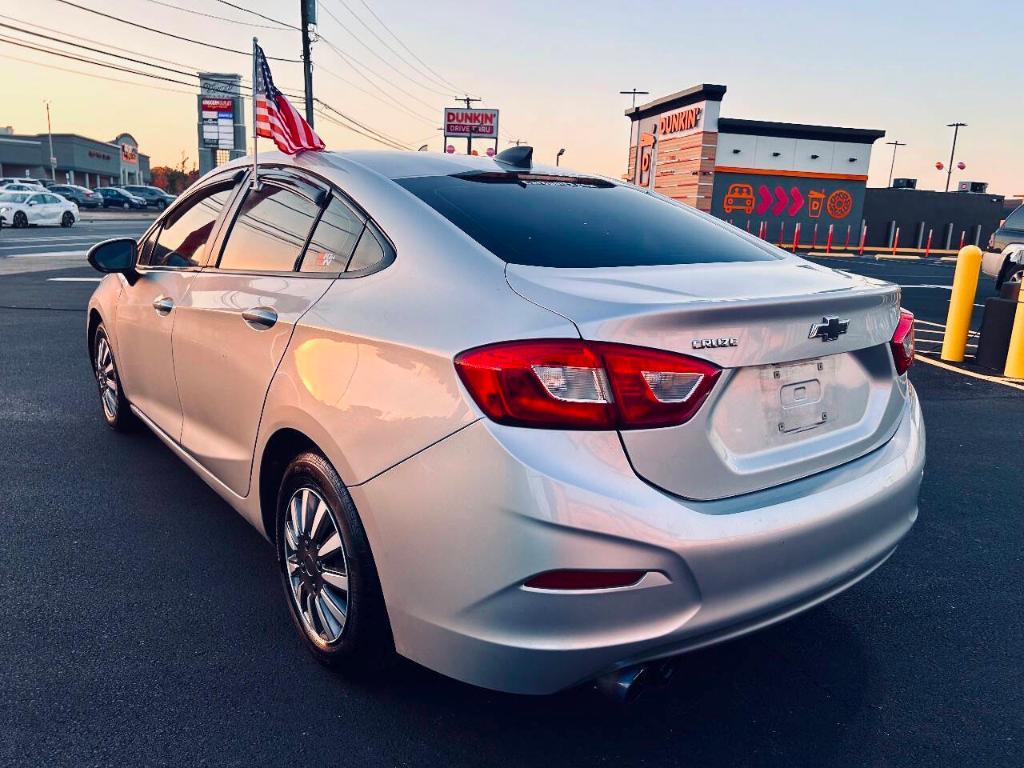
[808,190,825,219]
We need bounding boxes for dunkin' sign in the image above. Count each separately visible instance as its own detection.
[658,105,703,136]
[443,108,499,138]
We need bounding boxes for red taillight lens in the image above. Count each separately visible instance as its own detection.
[454,339,721,430]
[523,569,647,590]
[890,308,915,375]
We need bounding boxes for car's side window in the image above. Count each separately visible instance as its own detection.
[1005,206,1024,230]
[28,194,44,206]
[144,184,235,268]
[44,194,62,204]
[217,182,322,273]
[299,194,364,274]
[346,222,392,273]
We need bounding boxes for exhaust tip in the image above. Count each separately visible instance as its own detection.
[595,660,677,704]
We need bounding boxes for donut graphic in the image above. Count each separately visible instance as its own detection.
[826,189,853,220]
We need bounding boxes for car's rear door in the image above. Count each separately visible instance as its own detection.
[113,176,241,439]
[172,169,366,496]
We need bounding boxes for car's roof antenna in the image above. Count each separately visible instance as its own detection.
[494,146,533,170]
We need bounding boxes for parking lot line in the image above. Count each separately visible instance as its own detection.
[47,277,101,282]
[915,355,1024,391]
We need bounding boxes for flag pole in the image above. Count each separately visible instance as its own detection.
[251,37,258,189]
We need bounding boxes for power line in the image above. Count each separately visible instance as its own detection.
[0,51,197,96]
[318,1,453,98]
[316,63,437,127]
[351,0,469,96]
[0,34,201,89]
[50,0,301,63]
[138,0,295,31]
[317,34,442,114]
[212,0,300,30]
[315,98,411,149]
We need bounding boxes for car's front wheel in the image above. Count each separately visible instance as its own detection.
[122,202,130,210]
[13,211,27,228]
[156,200,167,210]
[998,260,1023,291]
[61,211,74,227]
[276,451,392,673]
[92,324,136,431]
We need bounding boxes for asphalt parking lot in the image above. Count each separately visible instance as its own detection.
[1,226,1021,767]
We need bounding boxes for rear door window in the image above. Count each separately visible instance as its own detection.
[1005,206,1024,230]
[217,182,322,273]
[397,173,778,268]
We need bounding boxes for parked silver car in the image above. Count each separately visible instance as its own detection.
[86,149,924,697]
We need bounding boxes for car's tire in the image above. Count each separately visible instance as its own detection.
[122,202,130,210]
[13,211,27,228]
[276,451,393,674]
[92,324,137,432]
[61,211,74,227]
[156,200,167,210]
[997,260,1023,290]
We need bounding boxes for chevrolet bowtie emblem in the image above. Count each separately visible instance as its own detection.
[809,316,849,342]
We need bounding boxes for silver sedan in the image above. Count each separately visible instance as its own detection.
[85,149,924,698]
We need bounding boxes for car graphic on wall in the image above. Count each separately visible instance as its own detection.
[723,183,755,214]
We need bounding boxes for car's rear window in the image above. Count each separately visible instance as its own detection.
[396,172,777,268]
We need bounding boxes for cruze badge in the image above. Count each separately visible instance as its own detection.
[809,316,850,342]
[691,337,738,350]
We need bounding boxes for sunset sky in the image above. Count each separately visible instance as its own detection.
[3,0,1021,194]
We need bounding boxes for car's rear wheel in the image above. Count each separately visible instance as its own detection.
[13,211,27,228]
[276,451,392,673]
[61,211,74,227]
[122,202,129,210]
[997,260,1024,291]
[92,324,136,431]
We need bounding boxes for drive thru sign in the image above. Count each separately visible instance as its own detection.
[443,108,499,138]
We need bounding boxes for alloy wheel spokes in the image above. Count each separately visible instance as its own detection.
[282,486,349,644]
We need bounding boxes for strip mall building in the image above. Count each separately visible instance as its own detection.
[625,84,885,245]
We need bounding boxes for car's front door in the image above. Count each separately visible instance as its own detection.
[173,172,365,496]
[25,193,47,224]
[114,178,239,439]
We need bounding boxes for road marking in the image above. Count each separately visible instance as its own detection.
[900,284,953,290]
[47,277,101,282]
[6,250,86,259]
[915,355,1024,391]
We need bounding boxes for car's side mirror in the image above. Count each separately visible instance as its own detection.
[87,238,139,284]
[27,200,36,206]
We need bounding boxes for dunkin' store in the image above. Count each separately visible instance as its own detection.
[625,84,885,245]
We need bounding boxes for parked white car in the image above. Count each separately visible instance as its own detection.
[0,182,46,193]
[0,191,79,228]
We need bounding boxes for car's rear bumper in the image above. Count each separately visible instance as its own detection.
[352,384,924,695]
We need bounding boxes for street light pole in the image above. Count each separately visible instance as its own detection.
[945,122,966,192]
[556,148,566,166]
[44,100,56,182]
[885,139,906,187]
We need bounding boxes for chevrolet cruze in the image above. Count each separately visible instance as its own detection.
[85,148,924,697]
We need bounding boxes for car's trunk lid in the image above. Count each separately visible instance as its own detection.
[506,258,907,500]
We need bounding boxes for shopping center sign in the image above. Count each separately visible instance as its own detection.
[443,108,499,138]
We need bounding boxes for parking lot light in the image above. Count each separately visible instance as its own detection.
[941,245,983,363]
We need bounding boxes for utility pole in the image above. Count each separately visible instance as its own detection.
[44,100,56,182]
[885,140,906,187]
[508,138,528,147]
[945,122,966,192]
[455,95,481,155]
[300,0,316,127]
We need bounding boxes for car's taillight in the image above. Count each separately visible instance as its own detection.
[890,308,915,375]
[454,339,721,430]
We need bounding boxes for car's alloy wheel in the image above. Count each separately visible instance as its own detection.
[94,333,119,421]
[61,211,74,227]
[92,325,136,432]
[282,486,351,646]
[276,452,393,673]
[122,202,129,209]
[13,211,27,228]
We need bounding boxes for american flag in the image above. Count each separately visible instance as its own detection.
[254,42,325,155]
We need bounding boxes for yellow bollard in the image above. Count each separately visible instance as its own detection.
[1004,293,1024,378]
[940,245,983,362]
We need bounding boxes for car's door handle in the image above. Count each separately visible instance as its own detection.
[152,296,174,315]
[242,307,278,330]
